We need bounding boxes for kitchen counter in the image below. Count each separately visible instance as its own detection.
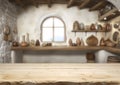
[0,64,120,84]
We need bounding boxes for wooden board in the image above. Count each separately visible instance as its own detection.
[11,46,120,54]
[0,64,120,83]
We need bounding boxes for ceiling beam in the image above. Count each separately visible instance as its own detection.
[15,0,22,5]
[99,8,118,21]
[67,0,75,8]
[31,0,39,8]
[48,0,52,8]
[89,1,106,11]
[15,0,25,7]
[79,0,91,9]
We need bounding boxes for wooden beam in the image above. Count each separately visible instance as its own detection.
[89,1,106,11]
[31,0,39,8]
[67,0,74,8]
[99,8,118,21]
[48,0,52,8]
[15,0,22,5]
[79,0,91,9]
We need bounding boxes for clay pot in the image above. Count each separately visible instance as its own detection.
[86,53,95,60]
[20,35,28,47]
[86,35,98,46]
[76,37,81,46]
[90,24,96,30]
[100,37,105,46]
[105,39,115,47]
[105,23,112,31]
[21,42,28,47]
[73,21,80,30]
[12,41,19,47]
[35,40,40,46]
[68,38,73,46]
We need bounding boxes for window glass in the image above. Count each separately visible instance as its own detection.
[42,28,53,42]
[54,18,64,27]
[41,17,65,42]
[54,27,64,42]
[43,18,53,27]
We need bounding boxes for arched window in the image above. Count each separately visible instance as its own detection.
[41,16,66,42]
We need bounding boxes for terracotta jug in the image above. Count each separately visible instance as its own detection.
[105,39,115,47]
[100,37,105,46]
[86,35,98,46]
[35,40,40,46]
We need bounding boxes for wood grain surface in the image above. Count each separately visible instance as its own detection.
[11,46,120,54]
[0,64,120,83]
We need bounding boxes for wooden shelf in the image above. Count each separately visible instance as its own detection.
[11,46,120,54]
[72,29,110,32]
[11,46,102,51]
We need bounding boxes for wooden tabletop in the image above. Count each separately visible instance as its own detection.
[0,64,120,83]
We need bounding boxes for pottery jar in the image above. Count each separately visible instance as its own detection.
[86,35,98,46]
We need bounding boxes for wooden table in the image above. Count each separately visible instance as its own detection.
[0,64,120,84]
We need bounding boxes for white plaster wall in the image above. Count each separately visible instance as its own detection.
[17,4,104,43]
[108,0,120,10]
[17,4,113,63]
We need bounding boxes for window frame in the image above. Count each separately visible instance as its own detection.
[40,16,66,43]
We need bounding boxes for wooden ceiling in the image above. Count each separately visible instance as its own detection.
[9,0,120,21]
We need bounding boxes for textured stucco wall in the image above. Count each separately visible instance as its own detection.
[17,4,110,63]
[0,0,17,63]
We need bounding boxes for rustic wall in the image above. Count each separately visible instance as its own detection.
[108,0,120,10]
[17,5,110,63]
[110,16,120,42]
[0,0,17,63]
